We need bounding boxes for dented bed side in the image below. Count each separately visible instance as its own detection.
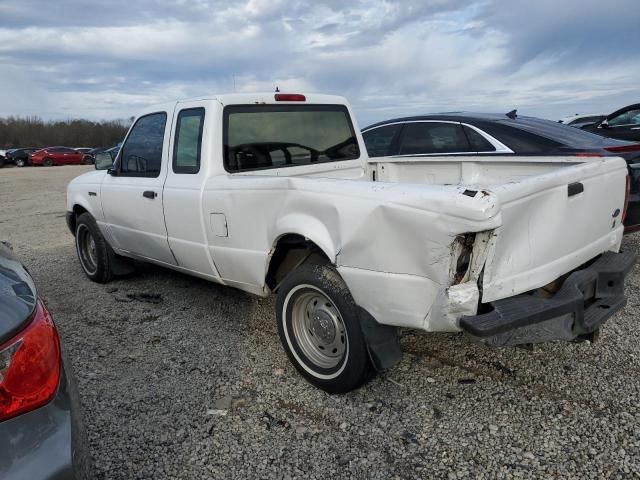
[201,172,502,331]
[202,152,627,333]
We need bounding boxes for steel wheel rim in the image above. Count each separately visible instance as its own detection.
[77,224,97,274]
[290,288,347,370]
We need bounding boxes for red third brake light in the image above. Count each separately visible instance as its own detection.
[605,144,640,154]
[274,93,306,102]
[0,300,61,422]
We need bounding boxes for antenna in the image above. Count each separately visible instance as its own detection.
[506,109,517,119]
[275,86,280,92]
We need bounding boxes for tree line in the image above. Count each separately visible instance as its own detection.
[0,116,132,149]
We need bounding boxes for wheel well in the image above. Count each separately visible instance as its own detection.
[69,205,88,234]
[265,234,331,291]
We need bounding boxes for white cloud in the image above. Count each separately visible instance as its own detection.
[0,0,637,124]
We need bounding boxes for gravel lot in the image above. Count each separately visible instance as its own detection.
[1,165,640,479]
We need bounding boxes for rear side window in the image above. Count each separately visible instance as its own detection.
[363,124,401,157]
[119,112,167,177]
[398,122,470,155]
[223,105,359,172]
[173,108,204,174]
[476,122,563,153]
[463,126,496,152]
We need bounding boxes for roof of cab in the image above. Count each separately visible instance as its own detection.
[139,93,350,118]
[170,92,349,106]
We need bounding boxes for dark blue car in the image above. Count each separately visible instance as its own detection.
[0,242,89,479]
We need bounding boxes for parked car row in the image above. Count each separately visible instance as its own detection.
[0,146,119,168]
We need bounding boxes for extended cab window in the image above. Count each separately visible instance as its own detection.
[363,124,401,157]
[173,108,204,174]
[119,112,167,177]
[223,105,360,172]
[398,122,470,155]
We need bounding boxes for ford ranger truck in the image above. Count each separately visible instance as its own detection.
[66,93,635,393]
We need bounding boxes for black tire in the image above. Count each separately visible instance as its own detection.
[43,157,54,166]
[75,213,114,283]
[0,157,5,168]
[276,263,373,393]
[15,158,25,167]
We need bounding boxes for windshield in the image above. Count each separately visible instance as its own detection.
[224,105,360,172]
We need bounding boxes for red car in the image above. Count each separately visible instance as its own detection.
[30,147,84,166]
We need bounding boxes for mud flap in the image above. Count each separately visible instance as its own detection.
[357,306,402,371]
[106,242,135,276]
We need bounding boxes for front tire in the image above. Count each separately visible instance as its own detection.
[43,157,54,166]
[75,213,114,283]
[276,263,372,393]
[15,158,25,167]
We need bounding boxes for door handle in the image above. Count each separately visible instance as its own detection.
[568,182,584,197]
[143,190,157,199]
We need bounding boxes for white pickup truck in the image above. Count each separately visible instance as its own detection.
[67,92,635,393]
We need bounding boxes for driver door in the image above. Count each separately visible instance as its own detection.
[100,108,178,265]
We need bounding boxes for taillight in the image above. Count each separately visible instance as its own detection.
[605,144,640,154]
[0,300,61,422]
[274,93,306,102]
[622,175,630,223]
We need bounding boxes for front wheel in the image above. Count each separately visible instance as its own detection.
[75,213,114,283]
[15,158,25,167]
[276,263,372,393]
[43,157,54,167]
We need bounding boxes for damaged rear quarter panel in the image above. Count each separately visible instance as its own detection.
[202,174,502,329]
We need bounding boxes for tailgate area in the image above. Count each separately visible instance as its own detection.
[481,157,628,303]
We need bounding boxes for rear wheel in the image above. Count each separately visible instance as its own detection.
[75,213,114,283]
[276,263,373,393]
[43,157,54,167]
[15,158,25,167]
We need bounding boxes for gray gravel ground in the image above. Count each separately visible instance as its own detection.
[1,165,640,479]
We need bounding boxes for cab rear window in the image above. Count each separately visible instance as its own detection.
[223,105,360,172]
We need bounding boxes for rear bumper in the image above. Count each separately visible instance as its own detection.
[460,250,636,346]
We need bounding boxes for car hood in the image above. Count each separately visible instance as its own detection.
[69,169,106,186]
[0,243,37,344]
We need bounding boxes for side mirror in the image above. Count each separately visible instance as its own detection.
[94,152,114,171]
[599,119,609,129]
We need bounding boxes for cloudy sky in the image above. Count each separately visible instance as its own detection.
[0,0,638,126]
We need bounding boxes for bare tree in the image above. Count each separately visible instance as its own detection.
[0,116,131,149]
